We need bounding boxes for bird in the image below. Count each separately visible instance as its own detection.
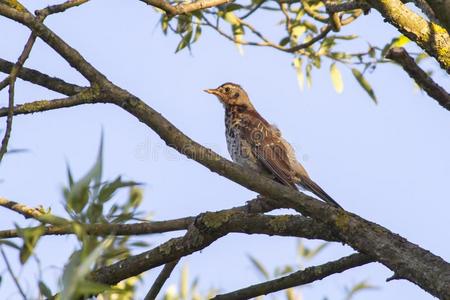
[205,82,342,209]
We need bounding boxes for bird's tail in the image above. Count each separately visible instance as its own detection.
[299,177,342,209]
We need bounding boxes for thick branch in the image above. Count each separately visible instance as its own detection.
[0,212,339,241]
[0,58,86,95]
[89,208,341,284]
[386,47,450,110]
[213,253,373,300]
[140,0,231,16]
[366,0,450,72]
[326,1,370,13]
[423,0,450,31]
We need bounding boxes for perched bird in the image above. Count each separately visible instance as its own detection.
[205,82,342,208]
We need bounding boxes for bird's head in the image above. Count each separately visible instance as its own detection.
[204,82,254,110]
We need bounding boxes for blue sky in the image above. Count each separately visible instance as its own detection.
[1,0,449,299]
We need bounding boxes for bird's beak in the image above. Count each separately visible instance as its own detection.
[204,88,220,96]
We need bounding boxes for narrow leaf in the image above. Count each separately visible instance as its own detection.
[351,68,377,103]
[293,58,304,91]
[330,63,344,93]
[247,254,270,279]
[38,281,53,298]
[175,30,193,53]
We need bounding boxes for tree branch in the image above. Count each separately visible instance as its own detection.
[0,58,86,95]
[0,217,193,239]
[366,0,450,72]
[326,0,370,13]
[386,47,450,110]
[0,197,69,225]
[140,0,231,16]
[88,206,343,285]
[423,0,450,31]
[212,253,374,300]
[0,246,27,300]
[144,259,180,300]
[0,3,108,84]
[35,0,90,18]
[0,212,339,241]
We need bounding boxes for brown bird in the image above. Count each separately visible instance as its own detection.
[205,82,342,208]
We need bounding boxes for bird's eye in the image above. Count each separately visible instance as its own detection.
[224,87,230,92]
[234,92,239,98]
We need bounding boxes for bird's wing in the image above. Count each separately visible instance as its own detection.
[241,113,296,188]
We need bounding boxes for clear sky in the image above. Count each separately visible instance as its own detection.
[1,0,449,299]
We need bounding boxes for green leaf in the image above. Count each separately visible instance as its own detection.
[193,23,202,43]
[293,57,304,91]
[175,30,193,53]
[0,240,20,250]
[305,63,312,88]
[87,203,103,223]
[346,280,378,300]
[351,68,377,103]
[231,24,245,55]
[129,241,150,248]
[67,165,74,187]
[247,254,270,279]
[303,20,317,33]
[311,55,321,68]
[161,15,169,35]
[76,280,118,295]
[17,225,45,264]
[223,3,243,12]
[66,138,103,213]
[291,25,306,40]
[381,35,410,57]
[180,264,188,299]
[98,176,140,204]
[38,280,53,298]
[222,11,240,25]
[415,52,428,64]
[330,63,344,93]
[61,238,113,300]
[128,186,144,209]
[391,35,410,48]
[279,36,290,46]
[334,34,358,40]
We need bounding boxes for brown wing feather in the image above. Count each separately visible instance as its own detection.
[254,141,297,189]
[240,111,297,189]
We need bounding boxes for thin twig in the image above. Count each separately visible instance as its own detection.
[0,246,27,300]
[240,0,265,19]
[212,253,374,299]
[386,47,450,111]
[0,88,102,118]
[0,197,68,225]
[0,217,194,238]
[0,58,86,96]
[140,0,231,16]
[0,212,339,241]
[0,0,90,162]
[35,0,90,18]
[144,259,180,300]
[0,28,39,162]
